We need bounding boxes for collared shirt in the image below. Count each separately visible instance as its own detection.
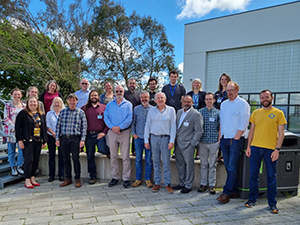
[124,90,141,109]
[144,105,176,144]
[178,107,192,129]
[75,89,91,108]
[199,107,220,143]
[104,98,132,130]
[220,96,250,139]
[82,103,109,134]
[131,104,153,139]
[46,110,59,136]
[55,107,87,141]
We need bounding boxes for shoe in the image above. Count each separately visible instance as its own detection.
[108,178,119,187]
[145,180,153,188]
[132,152,136,156]
[32,182,41,186]
[48,177,54,182]
[230,193,239,198]
[123,180,130,188]
[59,176,64,182]
[269,205,279,214]
[60,178,73,187]
[132,180,142,188]
[217,194,230,203]
[17,166,24,175]
[171,154,175,159]
[75,179,82,188]
[194,155,200,160]
[24,183,34,189]
[209,186,216,194]
[165,184,174,194]
[245,200,257,208]
[106,153,110,159]
[152,185,161,192]
[89,178,96,185]
[173,185,185,190]
[11,167,18,176]
[197,185,208,192]
[181,187,192,194]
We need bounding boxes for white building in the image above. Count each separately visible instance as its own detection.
[183,1,300,132]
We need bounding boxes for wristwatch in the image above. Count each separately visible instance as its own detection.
[275,147,280,151]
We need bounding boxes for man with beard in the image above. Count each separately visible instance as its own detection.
[82,90,110,185]
[245,90,286,214]
[124,78,141,156]
[131,91,154,188]
[173,95,203,194]
[104,85,132,188]
[144,92,176,194]
[148,78,158,106]
[217,81,250,203]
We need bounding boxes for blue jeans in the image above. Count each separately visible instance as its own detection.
[7,142,24,167]
[249,146,277,206]
[150,135,171,185]
[85,132,110,179]
[134,138,152,180]
[220,137,244,196]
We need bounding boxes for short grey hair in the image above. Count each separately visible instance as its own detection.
[154,92,166,100]
[140,91,150,97]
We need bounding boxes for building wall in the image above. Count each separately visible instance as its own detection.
[183,1,300,93]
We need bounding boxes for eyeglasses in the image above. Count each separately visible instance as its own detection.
[227,89,236,92]
[81,83,88,85]
[115,90,123,93]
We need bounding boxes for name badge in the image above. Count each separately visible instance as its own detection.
[183,122,189,127]
[97,115,103,119]
[209,117,215,122]
[217,98,222,103]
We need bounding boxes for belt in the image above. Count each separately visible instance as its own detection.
[119,127,130,132]
[61,135,80,138]
[88,131,101,134]
[151,134,170,138]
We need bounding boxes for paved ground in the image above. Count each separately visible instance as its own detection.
[0,177,299,225]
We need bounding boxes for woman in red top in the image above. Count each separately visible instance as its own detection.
[39,80,63,114]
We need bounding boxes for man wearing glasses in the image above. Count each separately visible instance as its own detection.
[217,81,250,204]
[104,85,133,188]
[148,78,158,106]
[75,79,91,109]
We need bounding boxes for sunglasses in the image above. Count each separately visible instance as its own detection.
[81,83,88,85]
[115,90,123,93]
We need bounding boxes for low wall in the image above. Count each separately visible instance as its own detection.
[39,150,227,188]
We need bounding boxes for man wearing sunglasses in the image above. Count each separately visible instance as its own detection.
[104,85,133,188]
[75,79,91,109]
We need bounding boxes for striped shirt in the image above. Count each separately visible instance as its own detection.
[199,107,220,143]
[55,107,87,141]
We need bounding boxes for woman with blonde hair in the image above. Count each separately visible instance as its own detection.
[15,96,48,188]
[187,78,206,110]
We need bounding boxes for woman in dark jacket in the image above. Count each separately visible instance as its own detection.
[16,96,48,188]
[187,78,206,110]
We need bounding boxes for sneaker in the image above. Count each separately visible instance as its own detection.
[269,205,279,214]
[132,180,142,188]
[11,167,18,176]
[197,185,208,192]
[89,178,96,185]
[165,184,174,194]
[152,184,161,192]
[17,166,24,175]
[245,200,257,208]
[145,180,153,188]
[209,186,216,194]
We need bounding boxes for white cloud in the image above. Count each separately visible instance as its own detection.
[177,0,251,19]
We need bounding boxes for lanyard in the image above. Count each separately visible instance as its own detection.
[169,84,177,97]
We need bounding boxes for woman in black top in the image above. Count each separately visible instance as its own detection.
[16,96,48,188]
[214,73,231,109]
[187,78,206,110]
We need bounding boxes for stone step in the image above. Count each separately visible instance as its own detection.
[0,174,24,189]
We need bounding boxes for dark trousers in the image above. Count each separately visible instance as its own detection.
[23,141,42,179]
[60,136,81,179]
[48,135,64,178]
[85,132,109,179]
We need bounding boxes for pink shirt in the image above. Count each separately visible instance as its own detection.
[44,92,59,113]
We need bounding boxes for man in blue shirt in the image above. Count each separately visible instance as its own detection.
[131,91,154,188]
[104,85,133,188]
[75,79,91,109]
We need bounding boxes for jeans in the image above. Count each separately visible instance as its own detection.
[85,132,110,179]
[150,135,171,186]
[7,142,24,167]
[134,138,152,181]
[220,137,244,196]
[249,146,278,206]
[48,135,64,178]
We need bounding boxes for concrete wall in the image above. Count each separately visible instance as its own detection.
[39,150,227,188]
[183,1,300,89]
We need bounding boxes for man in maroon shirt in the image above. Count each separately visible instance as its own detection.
[82,90,110,184]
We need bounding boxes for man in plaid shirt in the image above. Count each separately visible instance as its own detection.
[56,93,87,188]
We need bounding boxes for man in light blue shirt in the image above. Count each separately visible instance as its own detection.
[144,92,176,194]
[75,79,91,108]
[104,85,132,188]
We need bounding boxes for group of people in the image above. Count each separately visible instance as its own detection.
[3,71,286,214]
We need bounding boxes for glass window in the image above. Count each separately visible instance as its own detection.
[288,106,300,133]
[239,94,249,102]
[275,94,288,105]
[249,94,260,105]
[290,93,300,105]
